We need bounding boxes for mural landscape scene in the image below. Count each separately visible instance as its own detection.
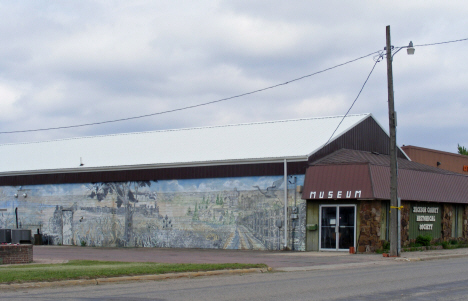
[0,175,305,251]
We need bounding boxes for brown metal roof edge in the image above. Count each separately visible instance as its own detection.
[301,163,374,200]
[370,164,468,204]
[312,161,370,167]
[0,161,309,186]
[307,115,408,164]
[303,161,468,204]
[367,162,376,199]
[402,145,468,160]
[309,148,372,165]
[312,148,467,177]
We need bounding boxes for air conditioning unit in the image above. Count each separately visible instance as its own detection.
[0,229,12,243]
[11,229,32,244]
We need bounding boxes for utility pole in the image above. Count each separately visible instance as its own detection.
[386,25,400,257]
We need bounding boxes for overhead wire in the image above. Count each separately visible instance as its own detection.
[323,52,384,147]
[1,36,467,135]
[322,36,468,147]
[0,50,381,134]
[413,37,468,47]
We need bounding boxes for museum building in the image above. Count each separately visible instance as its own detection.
[1,113,467,252]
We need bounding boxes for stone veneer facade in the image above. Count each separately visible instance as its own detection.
[358,201,468,252]
[464,206,468,238]
[357,200,382,253]
[441,204,454,239]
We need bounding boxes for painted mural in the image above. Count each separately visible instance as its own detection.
[0,175,306,251]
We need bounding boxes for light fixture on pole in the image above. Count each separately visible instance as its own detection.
[385,25,414,257]
[407,41,415,55]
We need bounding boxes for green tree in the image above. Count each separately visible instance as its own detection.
[192,202,199,221]
[88,181,153,246]
[458,144,468,155]
[230,211,235,225]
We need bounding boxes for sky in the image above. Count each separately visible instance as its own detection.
[0,1,467,153]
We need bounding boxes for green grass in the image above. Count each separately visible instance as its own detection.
[0,260,267,284]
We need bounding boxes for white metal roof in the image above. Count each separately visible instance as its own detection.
[0,113,372,175]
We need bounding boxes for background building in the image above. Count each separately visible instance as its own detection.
[402,145,468,176]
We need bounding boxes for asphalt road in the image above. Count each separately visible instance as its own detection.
[2,257,468,300]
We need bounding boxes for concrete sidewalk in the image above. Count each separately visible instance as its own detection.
[32,245,468,270]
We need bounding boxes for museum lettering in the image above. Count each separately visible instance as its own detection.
[309,190,362,199]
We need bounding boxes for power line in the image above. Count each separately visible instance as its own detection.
[414,37,468,47]
[0,50,380,135]
[319,37,468,148]
[2,36,467,135]
[323,53,383,147]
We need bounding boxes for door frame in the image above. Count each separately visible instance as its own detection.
[319,204,356,251]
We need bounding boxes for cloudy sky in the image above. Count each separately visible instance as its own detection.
[0,1,467,153]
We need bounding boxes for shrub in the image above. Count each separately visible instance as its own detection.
[441,241,450,249]
[382,241,390,251]
[415,235,432,247]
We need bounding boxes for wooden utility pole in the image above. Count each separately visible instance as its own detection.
[386,25,400,257]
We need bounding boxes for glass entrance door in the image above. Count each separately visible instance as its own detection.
[320,205,356,251]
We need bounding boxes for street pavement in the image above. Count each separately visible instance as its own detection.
[5,256,468,300]
[2,245,468,290]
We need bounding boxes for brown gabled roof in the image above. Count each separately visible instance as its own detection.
[311,148,460,175]
[303,149,468,204]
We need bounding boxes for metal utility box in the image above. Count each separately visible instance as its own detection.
[34,234,43,245]
[0,229,12,243]
[11,229,32,244]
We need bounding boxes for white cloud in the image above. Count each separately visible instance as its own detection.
[0,84,22,120]
[0,0,467,153]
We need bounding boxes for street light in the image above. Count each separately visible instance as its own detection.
[407,41,415,55]
[385,25,414,257]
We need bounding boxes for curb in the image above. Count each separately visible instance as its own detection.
[398,253,468,262]
[275,253,468,272]
[274,261,394,272]
[0,268,270,290]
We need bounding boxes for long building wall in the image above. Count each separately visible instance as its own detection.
[0,175,306,251]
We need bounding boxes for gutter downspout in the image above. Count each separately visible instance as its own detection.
[15,207,19,229]
[284,159,288,250]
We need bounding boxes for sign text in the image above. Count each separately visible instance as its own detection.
[309,190,362,199]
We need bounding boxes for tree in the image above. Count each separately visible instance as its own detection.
[458,144,468,156]
[192,202,199,221]
[88,181,153,246]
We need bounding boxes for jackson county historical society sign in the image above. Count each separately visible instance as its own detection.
[413,206,439,231]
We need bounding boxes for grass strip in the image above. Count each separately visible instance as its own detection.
[0,260,267,284]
